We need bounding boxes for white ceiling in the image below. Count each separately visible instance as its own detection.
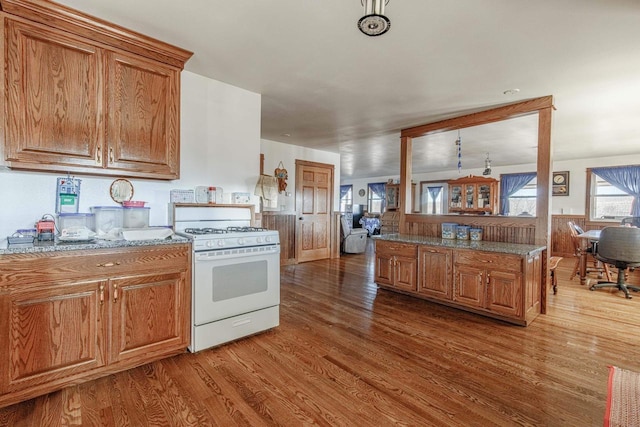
[54,0,640,179]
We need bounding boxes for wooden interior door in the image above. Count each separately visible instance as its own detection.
[295,160,334,263]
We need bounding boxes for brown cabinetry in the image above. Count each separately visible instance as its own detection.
[448,175,498,215]
[385,183,416,211]
[0,243,191,407]
[453,250,528,318]
[374,238,542,325]
[375,240,417,291]
[417,245,452,300]
[0,2,191,179]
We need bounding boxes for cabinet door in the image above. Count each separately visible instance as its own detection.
[418,246,452,299]
[449,185,462,209]
[465,184,475,210]
[375,253,395,286]
[486,270,522,317]
[3,19,102,169]
[453,264,486,308]
[395,256,417,291]
[110,271,188,364]
[0,279,107,394]
[106,51,180,179]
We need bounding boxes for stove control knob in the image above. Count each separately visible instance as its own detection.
[265,236,272,243]
[206,241,215,248]
[256,237,263,243]
[217,240,225,247]
[238,238,245,245]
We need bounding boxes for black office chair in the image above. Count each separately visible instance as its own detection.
[590,227,640,299]
[621,217,640,228]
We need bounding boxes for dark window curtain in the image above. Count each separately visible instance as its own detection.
[592,166,640,216]
[427,186,443,214]
[368,182,387,211]
[499,172,536,215]
[340,185,352,200]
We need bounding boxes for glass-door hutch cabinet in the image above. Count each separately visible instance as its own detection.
[447,175,498,214]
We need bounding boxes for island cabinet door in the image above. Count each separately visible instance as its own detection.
[0,279,108,395]
[109,271,188,365]
[453,264,486,309]
[375,252,395,286]
[418,246,452,300]
[394,256,418,292]
[486,270,523,317]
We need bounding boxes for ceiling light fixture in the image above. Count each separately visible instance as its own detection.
[482,152,492,176]
[358,0,391,37]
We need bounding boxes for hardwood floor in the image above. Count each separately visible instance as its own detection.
[3,240,640,426]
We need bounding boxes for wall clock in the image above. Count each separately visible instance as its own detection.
[552,171,570,196]
[358,189,366,197]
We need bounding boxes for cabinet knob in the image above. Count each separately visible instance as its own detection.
[96,146,101,164]
[113,283,119,303]
[109,147,114,163]
[99,283,105,305]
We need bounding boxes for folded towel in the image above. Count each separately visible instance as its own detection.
[254,175,279,208]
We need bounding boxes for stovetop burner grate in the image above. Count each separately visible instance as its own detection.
[183,226,269,235]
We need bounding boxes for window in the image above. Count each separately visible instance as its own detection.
[587,168,636,221]
[339,185,353,213]
[499,172,537,216]
[420,182,446,214]
[367,182,386,213]
[508,181,537,216]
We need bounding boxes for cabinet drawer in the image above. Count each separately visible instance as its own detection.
[0,244,190,288]
[375,241,417,258]
[455,250,522,272]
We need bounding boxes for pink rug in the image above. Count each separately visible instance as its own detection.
[605,366,640,427]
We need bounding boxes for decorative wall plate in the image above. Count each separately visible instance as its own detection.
[109,178,134,203]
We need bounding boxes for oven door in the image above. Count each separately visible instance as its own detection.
[193,245,280,325]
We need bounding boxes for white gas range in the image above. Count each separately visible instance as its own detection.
[171,204,280,352]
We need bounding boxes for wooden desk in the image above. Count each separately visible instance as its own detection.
[577,230,601,285]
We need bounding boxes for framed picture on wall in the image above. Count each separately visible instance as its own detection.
[552,171,570,196]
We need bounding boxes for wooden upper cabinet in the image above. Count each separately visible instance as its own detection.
[106,51,179,178]
[0,1,192,179]
[448,175,498,215]
[3,18,103,169]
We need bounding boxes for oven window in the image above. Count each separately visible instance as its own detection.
[211,260,268,301]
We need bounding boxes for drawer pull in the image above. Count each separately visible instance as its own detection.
[113,284,119,303]
[97,261,121,267]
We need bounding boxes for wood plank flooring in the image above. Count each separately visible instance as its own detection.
[3,240,640,426]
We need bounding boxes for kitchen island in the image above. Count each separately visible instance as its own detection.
[0,236,191,408]
[373,234,546,326]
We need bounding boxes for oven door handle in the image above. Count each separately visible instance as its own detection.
[194,245,280,261]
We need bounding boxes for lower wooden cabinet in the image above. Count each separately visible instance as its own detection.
[417,246,452,300]
[375,240,418,291]
[374,239,543,326]
[0,243,191,408]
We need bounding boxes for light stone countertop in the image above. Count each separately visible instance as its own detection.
[373,234,546,256]
[0,234,191,255]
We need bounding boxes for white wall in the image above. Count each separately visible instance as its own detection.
[342,154,640,214]
[0,71,261,238]
[260,139,341,212]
